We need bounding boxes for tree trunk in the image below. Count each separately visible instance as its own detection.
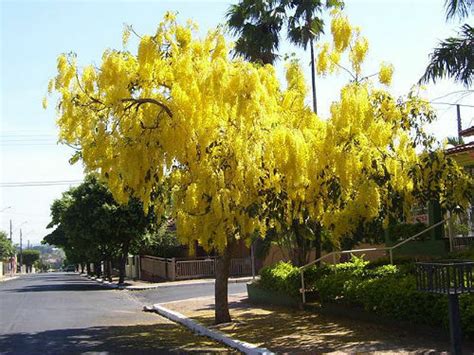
[118,241,130,285]
[95,261,102,277]
[314,223,322,266]
[214,240,234,324]
[80,263,85,274]
[104,258,112,282]
[310,40,317,115]
[86,263,91,275]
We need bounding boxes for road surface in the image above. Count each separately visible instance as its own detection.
[0,273,232,354]
[132,280,247,304]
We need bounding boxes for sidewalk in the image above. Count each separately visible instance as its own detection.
[156,293,474,354]
[82,273,255,290]
[0,275,19,283]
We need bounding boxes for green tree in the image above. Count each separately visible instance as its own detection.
[420,0,473,87]
[227,0,341,113]
[44,176,155,284]
[286,0,341,113]
[0,231,14,260]
[22,249,40,272]
[226,0,286,65]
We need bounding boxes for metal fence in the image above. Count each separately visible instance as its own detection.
[416,261,474,294]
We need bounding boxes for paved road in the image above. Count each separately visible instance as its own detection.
[0,273,231,354]
[132,280,247,305]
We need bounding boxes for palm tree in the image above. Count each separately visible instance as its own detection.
[226,0,286,65]
[444,0,473,20]
[420,0,473,87]
[286,0,341,114]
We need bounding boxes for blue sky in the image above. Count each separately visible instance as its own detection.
[1,0,472,245]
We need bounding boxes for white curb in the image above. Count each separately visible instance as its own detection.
[152,304,274,355]
[0,276,19,283]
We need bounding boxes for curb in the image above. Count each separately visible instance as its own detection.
[80,273,255,291]
[0,276,19,283]
[150,303,273,355]
[127,277,255,291]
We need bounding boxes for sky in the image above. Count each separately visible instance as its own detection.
[1,0,473,246]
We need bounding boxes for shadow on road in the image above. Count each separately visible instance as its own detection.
[0,323,230,354]
[6,282,109,292]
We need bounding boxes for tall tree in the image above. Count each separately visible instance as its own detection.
[419,0,473,87]
[286,0,341,113]
[47,13,472,325]
[227,0,342,113]
[44,176,153,284]
[226,0,286,64]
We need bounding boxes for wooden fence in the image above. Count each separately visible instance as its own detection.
[140,255,253,282]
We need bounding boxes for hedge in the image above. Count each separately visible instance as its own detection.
[258,256,474,338]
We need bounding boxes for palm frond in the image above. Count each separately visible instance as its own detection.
[419,24,474,87]
[444,0,473,20]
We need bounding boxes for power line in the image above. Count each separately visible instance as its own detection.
[430,102,474,108]
[0,180,82,188]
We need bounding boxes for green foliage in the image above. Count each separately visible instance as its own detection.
[419,24,473,87]
[43,175,157,281]
[386,222,428,242]
[313,257,474,337]
[258,256,474,337]
[259,261,301,297]
[0,231,14,260]
[453,222,470,236]
[259,260,330,297]
[22,249,40,267]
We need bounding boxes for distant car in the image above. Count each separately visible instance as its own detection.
[65,265,76,272]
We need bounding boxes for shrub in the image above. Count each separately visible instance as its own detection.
[258,257,474,338]
[259,261,301,297]
[258,261,330,297]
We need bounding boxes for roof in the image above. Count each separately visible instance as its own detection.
[460,126,474,137]
[446,141,474,167]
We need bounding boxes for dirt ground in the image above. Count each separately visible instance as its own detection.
[160,293,474,354]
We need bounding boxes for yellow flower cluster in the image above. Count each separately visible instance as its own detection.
[378,62,394,85]
[48,14,471,253]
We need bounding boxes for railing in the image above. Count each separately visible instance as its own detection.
[230,258,253,276]
[140,255,253,282]
[175,258,215,280]
[299,218,451,304]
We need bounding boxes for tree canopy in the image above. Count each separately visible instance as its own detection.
[43,176,154,283]
[47,12,473,323]
[420,0,473,87]
[0,231,14,260]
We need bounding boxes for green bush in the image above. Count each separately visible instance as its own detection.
[258,257,474,338]
[259,261,300,297]
[258,261,330,297]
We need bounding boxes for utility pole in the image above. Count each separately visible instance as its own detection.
[9,220,13,276]
[20,229,23,273]
[457,104,462,138]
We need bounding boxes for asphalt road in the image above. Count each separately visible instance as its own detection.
[132,280,247,305]
[0,273,236,354]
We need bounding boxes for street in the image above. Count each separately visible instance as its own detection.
[0,273,236,354]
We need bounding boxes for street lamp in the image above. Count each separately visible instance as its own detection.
[0,206,11,212]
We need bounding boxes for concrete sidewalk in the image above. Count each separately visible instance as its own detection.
[0,275,19,283]
[155,294,474,354]
[82,273,256,290]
